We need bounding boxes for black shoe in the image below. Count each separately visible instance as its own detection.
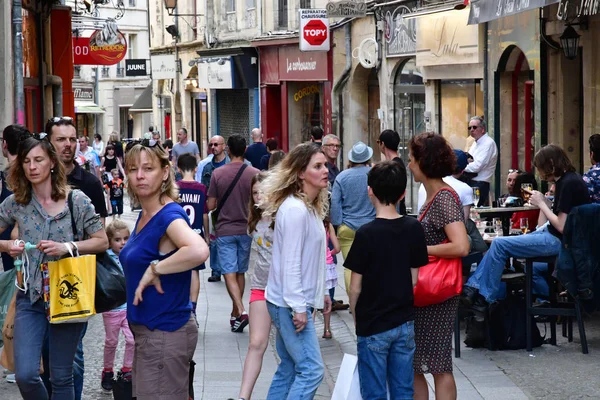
[207,275,221,282]
[101,370,114,392]
[460,286,478,306]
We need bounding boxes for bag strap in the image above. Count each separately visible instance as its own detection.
[215,164,248,216]
[418,187,461,222]
[67,190,79,242]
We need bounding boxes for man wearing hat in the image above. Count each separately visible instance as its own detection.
[331,141,376,294]
[378,129,407,215]
[417,149,474,221]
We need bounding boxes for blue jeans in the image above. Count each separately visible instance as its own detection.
[266,302,324,399]
[466,224,560,303]
[14,292,85,400]
[216,235,252,275]
[357,321,416,400]
[73,323,87,400]
[209,239,221,277]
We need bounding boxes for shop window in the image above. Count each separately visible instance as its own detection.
[278,0,288,28]
[288,82,323,149]
[439,80,484,152]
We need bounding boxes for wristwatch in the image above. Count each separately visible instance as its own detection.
[149,260,161,276]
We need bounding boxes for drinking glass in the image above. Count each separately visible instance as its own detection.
[521,183,533,203]
[493,218,502,236]
[472,187,480,207]
[520,217,529,234]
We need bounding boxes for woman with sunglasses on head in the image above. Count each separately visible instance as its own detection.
[118,139,209,399]
[259,143,332,399]
[0,134,108,399]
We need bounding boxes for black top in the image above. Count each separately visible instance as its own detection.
[68,163,109,218]
[244,143,269,169]
[103,156,118,174]
[259,153,271,170]
[549,171,590,238]
[0,170,14,271]
[393,157,407,215]
[344,217,428,337]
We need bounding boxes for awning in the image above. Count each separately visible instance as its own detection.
[468,0,560,24]
[74,102,105,114]
[129,83,153,113]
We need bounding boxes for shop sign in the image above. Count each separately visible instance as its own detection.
[151,54,177,80]
[299,9,330,52]
[416,11,480,67]
[278,46,329,81]
[294,85,320,102]
[556,0,600,19]
[326,0,367,17]
[74,87,94,101]
[125,59,148,76]
[384,3,417,57]
[196,58,234,89]
[73,31,128,66]
[468,0,560,24]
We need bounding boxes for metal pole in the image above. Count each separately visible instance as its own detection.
[13,0,24,124]
[95,65,99,136]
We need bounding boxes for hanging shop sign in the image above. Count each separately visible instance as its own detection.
[125,59,148,76]
[468,0,560,24]
[384,3,417,57]
[73,30,128,65]
[299,9,330,52]
[151,54,177,79]
[326,0,367,17]
[196,58,234,89]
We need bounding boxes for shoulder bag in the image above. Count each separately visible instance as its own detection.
[68,191,127,313]
[413,188,463,307]
[210,164,248,228]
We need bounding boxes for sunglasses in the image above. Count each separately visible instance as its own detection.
[508,169,521,174]
[141,138,161,148]
[209,143,223,147]
[324,144,341,149]
[468,126,479,130]
[32,132,48,141]
[48,116,74,124]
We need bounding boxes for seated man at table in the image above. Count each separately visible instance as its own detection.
[498,169,521,204]
[510,172,541,229]
[461,145,590,314]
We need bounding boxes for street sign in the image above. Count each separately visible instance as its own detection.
[326,0,367,17]
[299,9,330,52]
[125,59,148,76]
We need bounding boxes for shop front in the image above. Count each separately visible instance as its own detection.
[73,86,105,138]
[256,42,332,151]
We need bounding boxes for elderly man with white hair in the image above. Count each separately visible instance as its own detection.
[244,127,269,169]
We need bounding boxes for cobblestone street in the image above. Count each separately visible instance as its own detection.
[0,204,599,399]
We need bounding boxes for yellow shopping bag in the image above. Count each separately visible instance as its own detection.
[42,254,97,324]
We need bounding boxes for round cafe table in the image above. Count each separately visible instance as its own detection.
[475,205,540,236]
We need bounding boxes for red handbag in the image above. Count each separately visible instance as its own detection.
[413,188,463,307]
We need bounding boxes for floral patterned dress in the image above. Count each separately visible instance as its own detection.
[414,188,463,375]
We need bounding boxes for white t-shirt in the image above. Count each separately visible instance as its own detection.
[464,134,498,183]
[417,176,473,212]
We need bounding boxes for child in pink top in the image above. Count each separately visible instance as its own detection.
[323,216,341,339]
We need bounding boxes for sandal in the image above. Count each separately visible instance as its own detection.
[322,329,332,339]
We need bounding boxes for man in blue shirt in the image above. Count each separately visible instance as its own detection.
[244,128,268,169]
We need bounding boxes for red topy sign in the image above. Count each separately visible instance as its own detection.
[73,30,128,65]
[303,19,328,46]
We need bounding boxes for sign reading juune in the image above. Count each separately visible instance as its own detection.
[125,59,148,76]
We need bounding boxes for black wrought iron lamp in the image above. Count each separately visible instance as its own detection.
[560,25,580,60]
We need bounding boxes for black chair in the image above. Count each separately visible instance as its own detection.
[524,256,588,354]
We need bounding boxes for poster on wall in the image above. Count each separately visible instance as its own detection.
[384,3,417,57]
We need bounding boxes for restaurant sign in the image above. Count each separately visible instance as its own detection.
[73,30,128,65]
[468,0,560,24]
[384,3,417,57]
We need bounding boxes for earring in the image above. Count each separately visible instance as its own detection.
[161,180,167,192]
[51,169,54,173]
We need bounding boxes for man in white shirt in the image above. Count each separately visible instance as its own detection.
[418,149,474,221]
[464,116,498,206]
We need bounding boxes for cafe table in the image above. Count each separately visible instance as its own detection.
[475,205,540,236]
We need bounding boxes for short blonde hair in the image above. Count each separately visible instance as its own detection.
[106,219,129,241]
[124,144,179,207]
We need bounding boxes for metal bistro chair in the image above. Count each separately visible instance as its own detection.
[524,255,588,354]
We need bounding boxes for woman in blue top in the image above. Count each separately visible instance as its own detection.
[119,139,209,399]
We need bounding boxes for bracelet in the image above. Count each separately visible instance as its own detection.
[150,260,161,276]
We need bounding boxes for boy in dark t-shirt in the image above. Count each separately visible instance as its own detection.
[345,161,428,400]
[176,154,208,316]
[105,169,125,218]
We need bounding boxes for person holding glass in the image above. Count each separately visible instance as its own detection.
[461,145,590,314]
[510,172,541,230]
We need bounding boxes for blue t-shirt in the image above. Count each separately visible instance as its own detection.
[120,203,192,331]
[245,143,268,169]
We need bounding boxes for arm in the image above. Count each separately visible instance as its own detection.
[411,268,419,288]
[328,223,341,255]
[279,206,308,314]
[464,141,493,174]
[426,221,470,258]
[530,190,561,230]
[116,157,126,178]
[349,271,362,325]
[463,205,471,222]
[207,197,217,211]
[330,179,343,226]
[203,214,210,243]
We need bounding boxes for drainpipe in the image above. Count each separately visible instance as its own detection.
[332,22,352,167]
[94,66,99,135]
[47,75,63,117]
[13,0,24,124]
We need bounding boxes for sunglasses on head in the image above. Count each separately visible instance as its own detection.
[141,138,162,149]
[28,132,48,141]
[48,116,74,123]
[508,169,521,174]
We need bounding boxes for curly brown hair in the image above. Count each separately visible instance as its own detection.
[533,144,575,180]
[9,137,68,204]
[408,132,456,179]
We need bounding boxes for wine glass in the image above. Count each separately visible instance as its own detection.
[520,217,529,234]
[521,183,533,204]
[472,187,480,208]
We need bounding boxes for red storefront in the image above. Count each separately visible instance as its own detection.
[253,40,333,152]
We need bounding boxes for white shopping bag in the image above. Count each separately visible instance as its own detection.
[332,354,363,400]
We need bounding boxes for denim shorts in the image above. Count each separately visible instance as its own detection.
[216,234,252,275]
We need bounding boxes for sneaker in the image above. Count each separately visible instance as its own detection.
[331,302,350,311]
[6,374,16,383]
[101,370,114,392]
[232,313,249,333]
[230,316,236,328]
[120,369,132,382]
[208,275,221,282]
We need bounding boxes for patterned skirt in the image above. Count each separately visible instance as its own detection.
[413,296,459,375]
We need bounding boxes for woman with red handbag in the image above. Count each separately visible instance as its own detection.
[408,132,470,400]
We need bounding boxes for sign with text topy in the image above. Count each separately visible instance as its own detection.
[73,30,128,65]
[299,9,330,52]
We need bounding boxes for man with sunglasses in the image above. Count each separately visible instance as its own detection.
[45,116,108,400]
[464,116,498,207]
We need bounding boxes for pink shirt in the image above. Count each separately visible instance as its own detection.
[325,228,333,265]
